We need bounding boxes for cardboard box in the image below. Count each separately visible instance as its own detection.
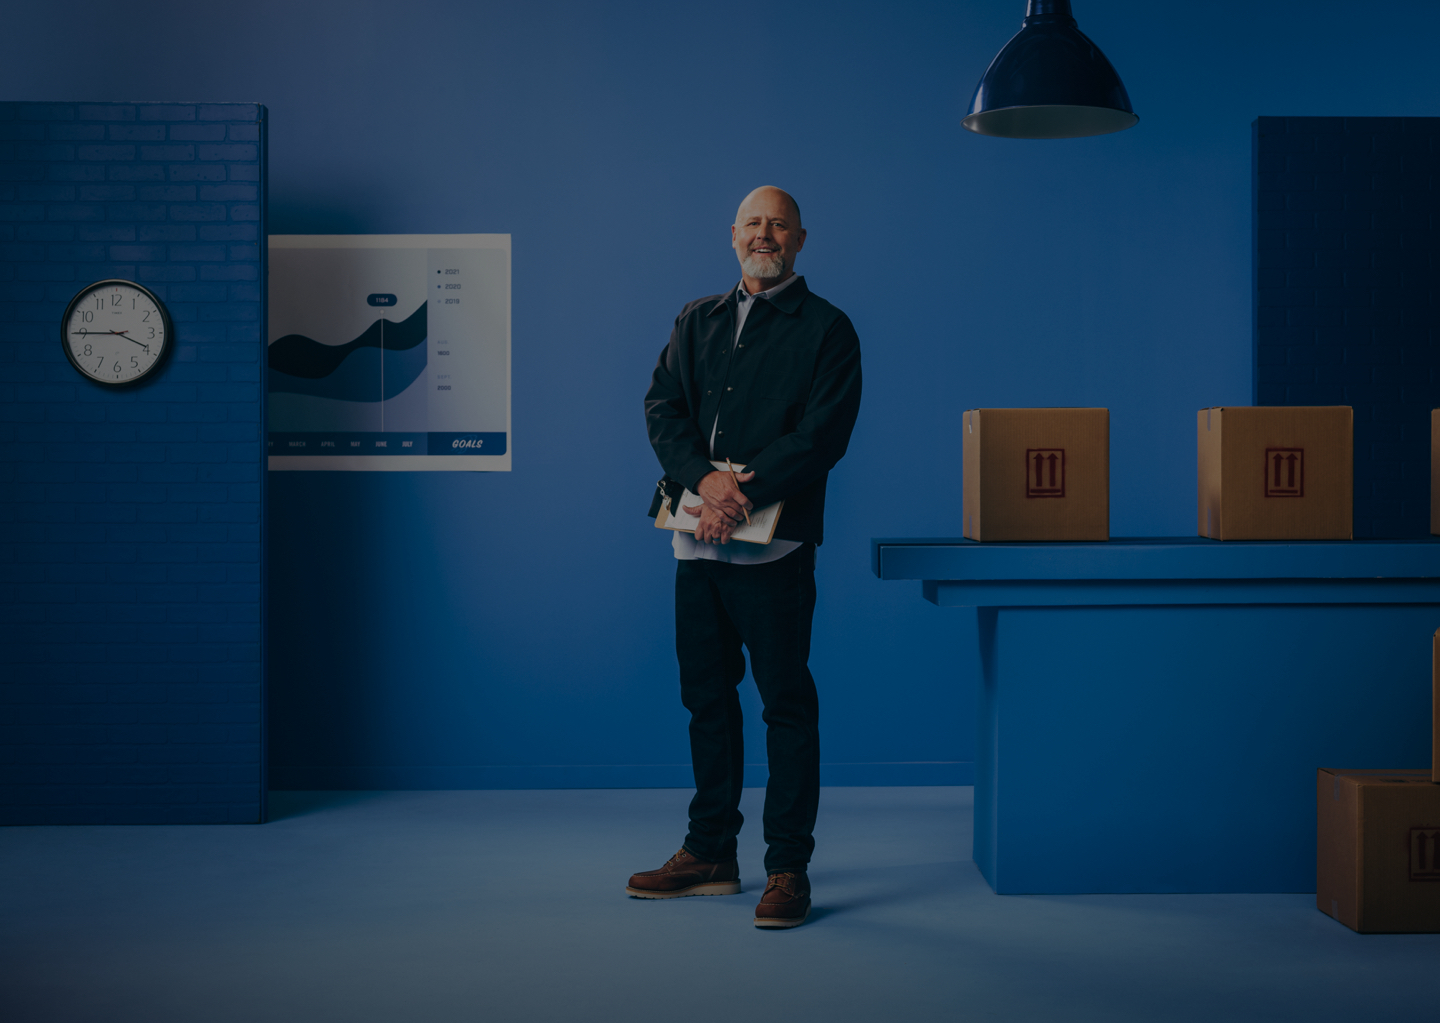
[1197,406,1353,540]
[1317,769,1440,933]
[962,408,1108,542]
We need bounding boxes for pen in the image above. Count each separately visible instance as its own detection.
[726,458,752,527]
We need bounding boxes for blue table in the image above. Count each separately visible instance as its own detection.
[872,538,1440,894]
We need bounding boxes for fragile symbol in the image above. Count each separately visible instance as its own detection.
[1264,447,1304,498]
[1412,827,1440,881]
[1025,448,1065,498]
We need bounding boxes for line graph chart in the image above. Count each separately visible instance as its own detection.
[267,235,511,471]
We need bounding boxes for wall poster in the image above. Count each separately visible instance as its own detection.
[267,234,511,471]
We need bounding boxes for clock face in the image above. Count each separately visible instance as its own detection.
[61,280,172,386]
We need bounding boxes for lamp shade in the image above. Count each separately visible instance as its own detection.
[963,0,1137,139]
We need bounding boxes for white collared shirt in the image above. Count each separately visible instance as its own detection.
[673,274,805,565]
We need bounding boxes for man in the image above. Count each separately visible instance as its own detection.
[632,186,862,929]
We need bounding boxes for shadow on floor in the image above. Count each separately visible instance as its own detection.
[265,790,391,822]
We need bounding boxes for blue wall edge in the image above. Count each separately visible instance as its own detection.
[269,762,976,790]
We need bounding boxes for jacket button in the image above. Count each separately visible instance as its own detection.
[726,387,732,391]
[707,390,712,395]
[717,430,724,436]
[737,344,745,349]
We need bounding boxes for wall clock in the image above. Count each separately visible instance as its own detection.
[61,279,173,387]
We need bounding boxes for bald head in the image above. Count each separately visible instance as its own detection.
[731,186,807,291]
[735,186,802,229]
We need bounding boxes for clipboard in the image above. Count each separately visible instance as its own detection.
[655,461,783,545]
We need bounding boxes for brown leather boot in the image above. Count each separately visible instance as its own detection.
[626,848,741,899]
[753,870,810,928]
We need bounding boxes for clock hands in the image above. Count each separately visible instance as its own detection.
[71,328,149,348]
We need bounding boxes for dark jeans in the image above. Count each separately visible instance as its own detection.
[675,545,819,874]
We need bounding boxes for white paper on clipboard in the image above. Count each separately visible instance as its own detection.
[655,461,782,544]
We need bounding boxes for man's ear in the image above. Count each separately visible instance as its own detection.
[794,227,807,252]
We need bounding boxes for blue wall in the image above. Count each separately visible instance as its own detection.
[1254,116,1440,538]
[0,102,266,823]
[3,2,1439,790]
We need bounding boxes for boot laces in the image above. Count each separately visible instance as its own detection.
[766,871,798,896]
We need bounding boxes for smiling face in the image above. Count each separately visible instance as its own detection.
[731,187,806,290]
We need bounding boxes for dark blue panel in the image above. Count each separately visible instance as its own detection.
[1254,116,1440,538]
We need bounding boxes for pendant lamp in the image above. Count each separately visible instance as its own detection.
[963,0,1137,139]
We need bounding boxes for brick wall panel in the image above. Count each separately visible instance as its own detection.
[0,101,265,825]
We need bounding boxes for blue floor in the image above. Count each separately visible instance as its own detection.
[2,786,1437,1022]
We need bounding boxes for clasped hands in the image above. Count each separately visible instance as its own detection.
[683,469,755,544]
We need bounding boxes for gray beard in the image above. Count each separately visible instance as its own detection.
[741,252,786,281]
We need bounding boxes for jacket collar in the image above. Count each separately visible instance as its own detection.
[706,275,809,317]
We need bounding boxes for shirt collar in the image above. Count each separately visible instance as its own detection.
[737,272,801,304]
